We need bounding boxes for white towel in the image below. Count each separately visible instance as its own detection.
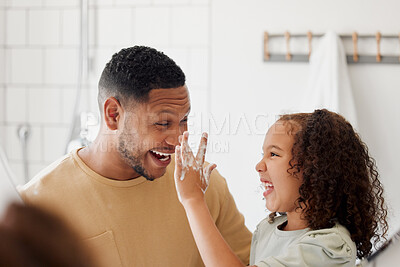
[303,31,358,129]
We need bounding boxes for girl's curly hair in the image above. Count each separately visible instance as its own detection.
[271,109,388,259]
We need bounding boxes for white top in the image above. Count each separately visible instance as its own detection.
[250,215,356,267]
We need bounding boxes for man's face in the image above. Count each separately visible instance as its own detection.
[117,86,190,180]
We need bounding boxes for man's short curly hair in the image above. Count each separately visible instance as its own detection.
[270,109,388,259]
[98,46,186,110]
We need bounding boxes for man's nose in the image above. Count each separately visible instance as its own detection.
[165,127,185,147]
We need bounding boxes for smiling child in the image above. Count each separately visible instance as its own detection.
[174,109,388,267]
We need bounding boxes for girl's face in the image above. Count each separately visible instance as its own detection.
[256,121,303,214]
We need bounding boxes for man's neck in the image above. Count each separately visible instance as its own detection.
[78,139,141,181]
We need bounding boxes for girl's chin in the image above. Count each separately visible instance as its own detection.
[265,203,275,212]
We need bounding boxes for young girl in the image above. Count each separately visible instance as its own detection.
[174,109,388,267]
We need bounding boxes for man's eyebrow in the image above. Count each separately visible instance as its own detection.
[157,110,176,115]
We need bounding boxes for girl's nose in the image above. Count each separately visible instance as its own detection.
[256,160,266,173]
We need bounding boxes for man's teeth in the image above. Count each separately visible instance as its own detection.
[150,150,172,157]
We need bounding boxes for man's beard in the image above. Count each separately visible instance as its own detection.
[117,138,155,181]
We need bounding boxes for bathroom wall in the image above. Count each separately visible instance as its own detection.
[0,0,210,185]
[1,0,399,235]
[208,0,400,233]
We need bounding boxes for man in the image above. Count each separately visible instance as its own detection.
[20,46,251,266]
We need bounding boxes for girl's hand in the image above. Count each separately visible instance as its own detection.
[174,131,217,206]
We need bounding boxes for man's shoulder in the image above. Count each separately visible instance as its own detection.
[18,153,75,201]
[208,167,228,190]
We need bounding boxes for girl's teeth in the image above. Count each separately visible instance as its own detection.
[262,182,273,188]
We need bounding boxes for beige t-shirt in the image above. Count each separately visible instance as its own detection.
[19,149,252,267]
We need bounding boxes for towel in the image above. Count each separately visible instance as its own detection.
[303,31,358,129]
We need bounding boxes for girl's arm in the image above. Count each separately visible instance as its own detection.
[174,132,252,267]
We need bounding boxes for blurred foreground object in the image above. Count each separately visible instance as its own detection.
[0,203,94,267]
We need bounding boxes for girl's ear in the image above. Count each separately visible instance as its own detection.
[103,97,122,130]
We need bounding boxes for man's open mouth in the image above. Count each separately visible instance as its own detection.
[149,150,172,162]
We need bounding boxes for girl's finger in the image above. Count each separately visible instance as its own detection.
[175,145,183,167]
[174,146,183,181]
[181,131,195,167]
[195,132,208,166]
[178,135,183,145]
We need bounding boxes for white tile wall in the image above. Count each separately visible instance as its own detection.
[44,48,79,84]
[88,8,96,46]
[171,6,208,46]
[62,9,79,46]
[187,47,208,89]
[115,0,152,5]
[96,8,133,46]
[43,0,79,7]
[4,124,43,163]
[153,0,189,5]
[6,9,26,45]
[0,87,5,122]
[134,7,170,47]
[61,87,76,124]
[190,0,209,4]
[0,9,5,45]
[7,48,43,84]
[26,125,42,162]
[89,47,115,83]
[162,47,189,75]
[5,87,27,122]
[0,0,6,7]
[5,125,24,161]
[5,124,42,181]
[0,49,4,83]
[43,126,69,162]
[27,88,62,124]
[29,10,61,46]
[8,161,24,186]
[3,1,211,182]
[89,0,114,6]
[6,132,47,185]
[8,0,43,7]
[187,89,208,135]
[88,87,101,114]
[0,124,5,149]
[28,162,48,180]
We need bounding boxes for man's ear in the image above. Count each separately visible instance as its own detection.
[104,97,122,130]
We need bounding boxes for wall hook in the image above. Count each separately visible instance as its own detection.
[264,32,270,60]
[284,31,291,61]
[307,31,312,59]
[352,32,359,62]
[376,32,382,62]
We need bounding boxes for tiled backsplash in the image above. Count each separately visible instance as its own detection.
[0,0,210,185]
